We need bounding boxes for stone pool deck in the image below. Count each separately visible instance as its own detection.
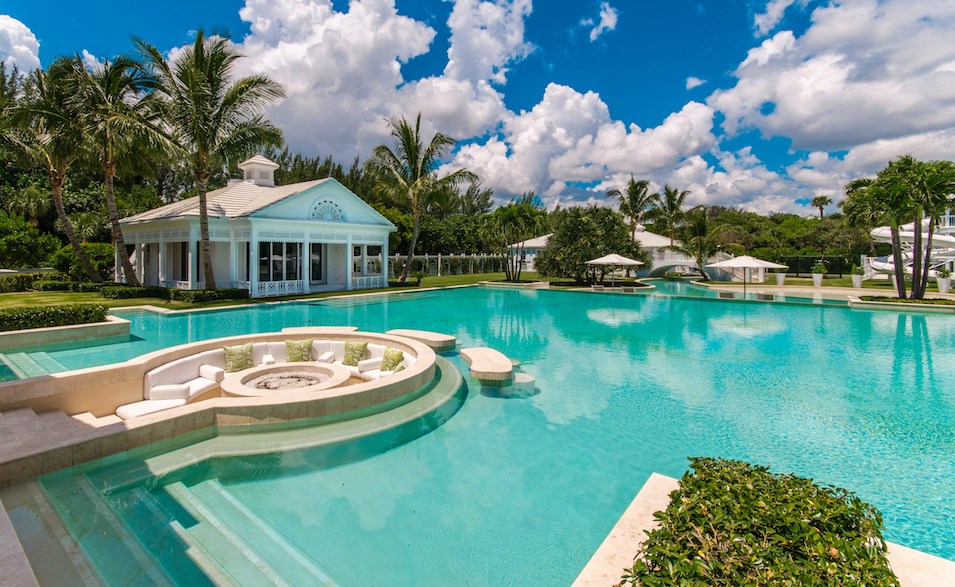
[574,473,955,586]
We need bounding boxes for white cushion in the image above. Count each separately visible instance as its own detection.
[358,357,382,372]
[187,377,219,399]
[144,355,202,392]
[317,350,335,363]
[366,344,385,360]
[261,354,276,366]
[147,383,190,400]
[360,369,381,381]
[329,341,345,362]
[311,340,330,360]
[252,343,271,365]
[200,349,225,369]
[116,398,188,420]
[267,342,289,362]
[198,364,225,382]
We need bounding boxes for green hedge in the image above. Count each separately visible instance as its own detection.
[622,458,897,587]
[0,304,109,332]
[34,281,105,292]
[167,288,250,303]
[861,296,955,306]
[0,274,36,293]
[99,285,170,299]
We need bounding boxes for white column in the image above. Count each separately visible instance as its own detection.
[346,235,353,290]
[361,245,368,277]
[382,239,389,283]
[114,245,121,284]
[302,241,311,291]
[250,238,258,298]
[136,243,145,284]
[437,253,442,276]
[157,240,166,286]
[229,238,237,289]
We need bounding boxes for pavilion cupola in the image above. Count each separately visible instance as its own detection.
[237,155,280,187]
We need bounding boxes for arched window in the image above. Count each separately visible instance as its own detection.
[309,199,345,222]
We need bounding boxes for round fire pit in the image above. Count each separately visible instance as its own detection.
[221,363,352,397]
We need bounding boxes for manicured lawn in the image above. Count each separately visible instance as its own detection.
[0,273,512,311]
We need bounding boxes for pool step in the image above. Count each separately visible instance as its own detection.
[166,480,340,586]
[0,352,51,379]
[40,474,176,586]
[71,412,124,428]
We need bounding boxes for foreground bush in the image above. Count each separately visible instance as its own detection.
[99,285,170,299]
[622,458,897,587]
[167,288,250,302]
[0,304,108,332]
[0,274,37,293]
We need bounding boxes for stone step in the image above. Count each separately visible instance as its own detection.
[71,412,124,428]
[30,352,69,374]
[165,481,290,586]
[36,410,96,440]
[0,408,49,446]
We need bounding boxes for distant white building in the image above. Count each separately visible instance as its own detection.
[119,156,396,298]
[509,225,697,275]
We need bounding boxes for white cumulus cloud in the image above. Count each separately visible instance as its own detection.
[753,0,803,37]
[686,76,706,90]
[445,0,533,84]
[0,15,40,71]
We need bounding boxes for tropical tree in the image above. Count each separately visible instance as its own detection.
[367,113,475,281]
[137,30,286,289]
[5,184,51,226]
[671,207,719,281]
[844,176,907,297]
[487,202,547,281]
[649,184,689,246]
[810,195,832,219]
[5,57,102,281]
[607,175,654,241]
[73,54,170,286]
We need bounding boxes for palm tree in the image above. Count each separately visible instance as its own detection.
[810,195,832,219]
[367,113,475,282]
[607,175,653,241]
[137,30,286,289]
[488,202,547,282]
[6,184,51,226]
[6,57,102,281]
[72,54,170,286]
[844,175,908,298]
[649,184,690,246]
[671,207,718,281]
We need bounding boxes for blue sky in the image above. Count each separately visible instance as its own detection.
[2,1,955,214]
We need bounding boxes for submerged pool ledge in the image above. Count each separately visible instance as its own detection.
[574,473,955,587]
[0,315,129,353]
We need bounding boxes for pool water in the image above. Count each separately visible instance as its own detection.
[8,287,955,585]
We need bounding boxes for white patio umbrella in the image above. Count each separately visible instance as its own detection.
[586,253,645,288]
[706,255,787,296]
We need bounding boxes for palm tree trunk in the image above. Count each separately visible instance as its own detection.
[50,169,102,282]
[104,166,140,286]
[890,223,906,299]
[197,181,216,290]
[911,209,923,299]
[400,212,421,282]
[920,223,935,298]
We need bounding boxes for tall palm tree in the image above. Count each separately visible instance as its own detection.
[671,207,718,281]
[367,113,475,282]
[6,57,102,281]
[72,55,169,286]
[137,30,285,289]
[844,176,908,298]
[649,184,690,246]
[810,195,832,219]
[607,175,653,241]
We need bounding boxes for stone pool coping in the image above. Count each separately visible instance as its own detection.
[573,473,955,587]
[0,315,129,353]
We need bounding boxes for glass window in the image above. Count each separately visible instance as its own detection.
[310,243,323,282]
[259,242,271,282]
[286,242,300,281]
[367,245,382,274]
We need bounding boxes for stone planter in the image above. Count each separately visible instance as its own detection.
[938,277,951,294]
[775,273,786,286]
[850,274,863,288]
[812,273,824,287]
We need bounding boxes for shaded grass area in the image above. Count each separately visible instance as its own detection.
[0,273,512,311]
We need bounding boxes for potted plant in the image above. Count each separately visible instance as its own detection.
[850,264,864,289]
[774,269,787,286]
[811,262,827,287]
[937,267,952,294]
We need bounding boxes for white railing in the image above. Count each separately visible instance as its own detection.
[162,280,204,290]
[354,275,384,289]
[256,280,304,297]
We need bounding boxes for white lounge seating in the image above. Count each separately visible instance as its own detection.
[115,339,416,419]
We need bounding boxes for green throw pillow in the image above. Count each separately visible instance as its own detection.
[381,347,404,372]
[223,343,253,372]
[286,339,313,362]
[343,341,368,366]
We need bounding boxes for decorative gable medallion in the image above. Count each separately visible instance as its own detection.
[310,199,345,222]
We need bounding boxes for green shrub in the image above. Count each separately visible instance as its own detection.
[0,274,36,293]
[167,288,250,303]
[811,261,828,274]
[622,457,897,587]
[99,285,170,299]
[32,280,74,291]
[70,282,104,292]
[0,304,108,332]
[49,242,115,281]
[860,296,955,306]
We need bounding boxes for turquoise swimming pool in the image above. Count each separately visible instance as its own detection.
[6,287,955,585]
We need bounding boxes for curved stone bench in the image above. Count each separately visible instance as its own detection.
[460,347,513,382]
[386,329,458,352]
